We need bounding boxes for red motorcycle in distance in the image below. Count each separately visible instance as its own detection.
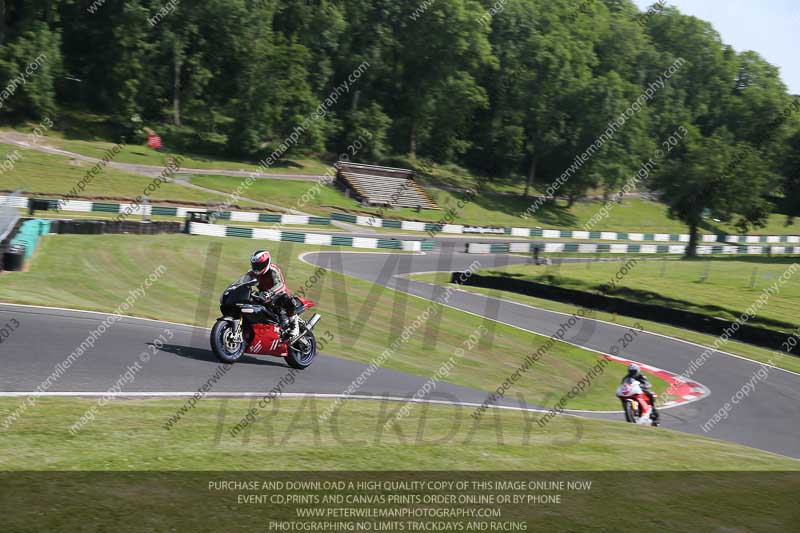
[616,378,659,426]
[211,276,321,369]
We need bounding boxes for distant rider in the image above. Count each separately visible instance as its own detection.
[248,250,300,340]
[621,363,659,420]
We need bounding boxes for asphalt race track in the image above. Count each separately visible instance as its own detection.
[1,248,798,459]
[0,303,548,410]
[302,250,800,459]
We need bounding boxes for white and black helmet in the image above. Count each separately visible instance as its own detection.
[250,250,271,275]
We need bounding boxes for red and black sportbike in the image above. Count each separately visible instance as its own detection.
[211,275,321,369]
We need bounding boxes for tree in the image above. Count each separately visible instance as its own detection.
[482,0,603,198]
[337,102,392,161]
[560,71,654,204]
[779,122,800,224]
[0,0,797,203]
[653,131,772,257]
[644,7,787,254]
[393,0,495,160]
[0,21,61,119]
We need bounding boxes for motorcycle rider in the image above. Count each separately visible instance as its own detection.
[621,363,659,420]
[248,250,300,340]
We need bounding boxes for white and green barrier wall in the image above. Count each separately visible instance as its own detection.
[5,196,800,248]
[466,241,800,255]
[1,196,331,226]
[188,222,435,252]
[330,212,800,244]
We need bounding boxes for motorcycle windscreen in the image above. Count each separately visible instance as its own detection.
[226,273,255,291]
[220,274,258,306]
[616,379,643,397]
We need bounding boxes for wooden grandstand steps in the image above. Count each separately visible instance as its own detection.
[335,162,438,209]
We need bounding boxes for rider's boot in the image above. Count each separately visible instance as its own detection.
[646,391,659,421]
[290,316,301,338]
[279,310,292,341]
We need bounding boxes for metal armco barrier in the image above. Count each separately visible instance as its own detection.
[52,220,182,235]
[450,271,798,353]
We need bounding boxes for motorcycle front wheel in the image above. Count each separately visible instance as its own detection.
[623,400,637,423]
[211,320,245,363]
[286,330,317,369]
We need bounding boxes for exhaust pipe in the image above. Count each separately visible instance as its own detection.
[306,314,321,331]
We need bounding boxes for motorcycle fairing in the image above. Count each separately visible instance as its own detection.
[246,323,288,357]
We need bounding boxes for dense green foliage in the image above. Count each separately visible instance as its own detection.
[1,1,799,251]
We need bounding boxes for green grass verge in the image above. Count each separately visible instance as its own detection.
[188,174,362,216]
[1,397,795,470]
[469,257,800,332]
[20,210,186,223]
[411,271,800,374]
[0,144,240,205]
[0,233,667,410]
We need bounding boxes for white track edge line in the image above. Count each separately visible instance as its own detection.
[0,391,622,415]
[0,302,211,331]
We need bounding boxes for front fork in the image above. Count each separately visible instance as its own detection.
[231,319,244,344]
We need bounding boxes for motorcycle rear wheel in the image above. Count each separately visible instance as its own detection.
[211,320,245,363]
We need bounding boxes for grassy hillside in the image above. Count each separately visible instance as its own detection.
[55,137,330,175]
[0,144,238,206]
[3,115,330,175]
